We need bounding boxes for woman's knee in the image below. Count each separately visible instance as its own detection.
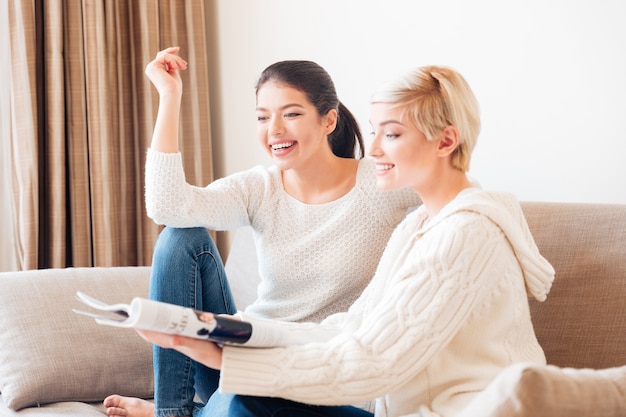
[154,227,217,257]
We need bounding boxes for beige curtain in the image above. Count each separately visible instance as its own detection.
[3,0,213,270]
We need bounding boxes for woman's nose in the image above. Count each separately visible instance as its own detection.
[367,133,382,157]
[269,117,285,136]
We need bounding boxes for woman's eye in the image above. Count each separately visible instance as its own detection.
[257,115,269,122]
[385,132,400,140]
[285,112,301,118]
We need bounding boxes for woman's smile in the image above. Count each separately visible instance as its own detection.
[270,141,297,156]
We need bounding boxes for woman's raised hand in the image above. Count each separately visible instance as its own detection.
[145,46,188,98]
[145,46,189,152]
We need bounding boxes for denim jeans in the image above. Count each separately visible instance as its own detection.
[149,227,238,417]
[227,395,375,417]
[149,227,373,417]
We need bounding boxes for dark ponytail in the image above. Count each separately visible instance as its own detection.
[331,102,364,158]
[255,61,364,159]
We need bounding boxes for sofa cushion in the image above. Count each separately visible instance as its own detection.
[0,397,108,416]
[458,362,626,417]
[224,226,260,309]
[522,202,626,369]
[0,267,153,410]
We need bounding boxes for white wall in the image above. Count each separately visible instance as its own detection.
[209,0,626,204]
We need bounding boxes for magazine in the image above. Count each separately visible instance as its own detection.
[73,292,287,347]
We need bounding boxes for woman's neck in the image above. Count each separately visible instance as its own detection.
[282,156,359,205]
[418,171,473,219]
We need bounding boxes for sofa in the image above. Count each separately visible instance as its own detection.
[0,201,625,416]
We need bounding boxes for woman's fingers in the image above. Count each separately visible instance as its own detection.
[148,46,187,73]
[135,329,223,370]
[136,329,178,347]
[156,46,188,71]
[159,46,180,55]
[144,46,187,95]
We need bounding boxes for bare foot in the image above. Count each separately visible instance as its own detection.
[103,395,154,417]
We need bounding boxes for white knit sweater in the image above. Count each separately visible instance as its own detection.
[219,188,555,417]
[144,149,420,322]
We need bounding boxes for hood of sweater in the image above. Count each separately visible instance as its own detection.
[418,187,555,301]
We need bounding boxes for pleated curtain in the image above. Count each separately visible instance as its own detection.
[0,0,213,270]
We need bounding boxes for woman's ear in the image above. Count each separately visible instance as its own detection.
[323,109,338,134]
[437,125,460,156]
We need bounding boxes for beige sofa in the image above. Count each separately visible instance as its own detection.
[1,201,625,416]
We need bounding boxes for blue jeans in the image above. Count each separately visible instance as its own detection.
[150,227,238,417]
[227,396,375,417]
[149,228,373,417]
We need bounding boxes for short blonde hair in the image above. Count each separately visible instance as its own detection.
[370,66,480,171]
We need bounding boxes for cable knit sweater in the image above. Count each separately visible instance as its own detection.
[219,188,555,417]
[144,149,420,322]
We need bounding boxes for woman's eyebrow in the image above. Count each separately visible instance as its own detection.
[369,119,405,127]
[256,103,306,112]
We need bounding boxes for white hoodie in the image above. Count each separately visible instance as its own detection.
[220,188,555,417]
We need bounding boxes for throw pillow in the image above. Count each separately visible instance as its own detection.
[0,267,153,410]
[458,362,626,417]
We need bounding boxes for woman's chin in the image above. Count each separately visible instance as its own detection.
[375,179,398,191]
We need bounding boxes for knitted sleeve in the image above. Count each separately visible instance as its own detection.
[219,214,509,405]
[144,148,272,230]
